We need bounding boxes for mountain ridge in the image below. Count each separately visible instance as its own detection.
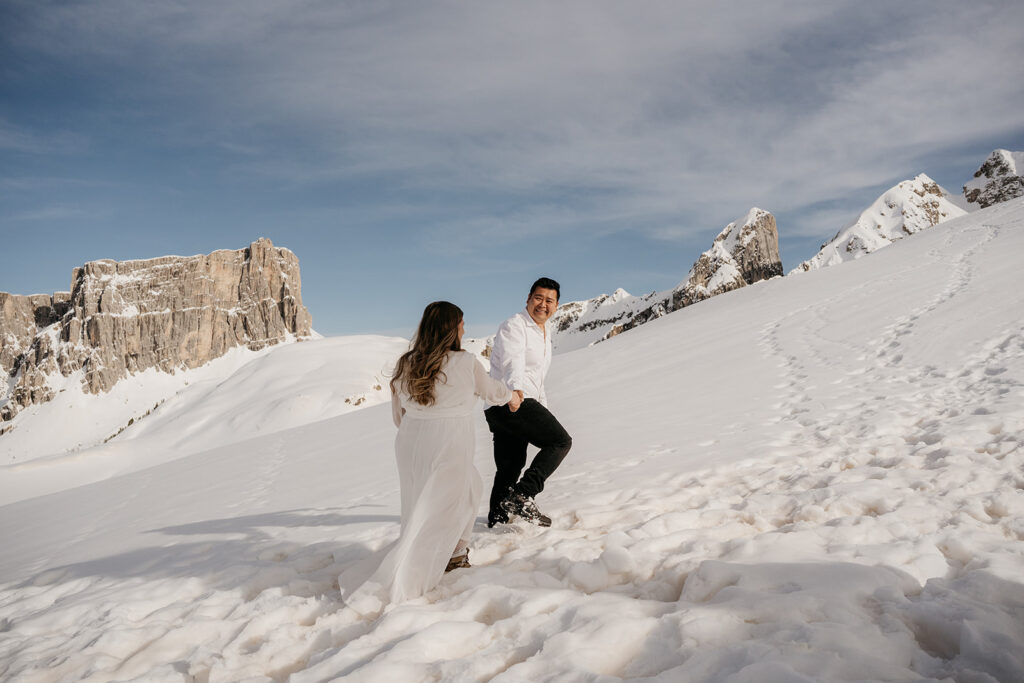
[549,207,783,351]
[0,238,312,422]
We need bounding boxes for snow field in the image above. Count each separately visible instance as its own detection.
[0,200,1022,681]
[0,335,408,505]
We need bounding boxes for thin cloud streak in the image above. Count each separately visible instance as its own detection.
[15,3,1019,211]
[3,0,1023,332]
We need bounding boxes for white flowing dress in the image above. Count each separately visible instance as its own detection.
[342,350,512,614]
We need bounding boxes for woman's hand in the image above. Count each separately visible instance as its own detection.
[508,390,523,413]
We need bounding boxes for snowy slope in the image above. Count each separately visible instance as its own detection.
[1,200,1023,681]
[0,335,408,505]
[0,343,277,464]
[794,174,967,272]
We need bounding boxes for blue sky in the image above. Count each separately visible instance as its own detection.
[2,1,1023,338]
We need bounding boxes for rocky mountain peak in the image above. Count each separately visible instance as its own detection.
[1,238,313,422]
[547,208,783,351]
[674,207,782,309]
[964,149,1024,209]
[793,174,966,273]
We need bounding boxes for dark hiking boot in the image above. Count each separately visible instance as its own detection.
[487,508,509,528]
[500,489,552,527]
[445,549,470,572]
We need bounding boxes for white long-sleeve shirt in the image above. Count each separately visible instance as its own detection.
[488,309,552,406]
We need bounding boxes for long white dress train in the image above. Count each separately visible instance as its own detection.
[341,350,511,615]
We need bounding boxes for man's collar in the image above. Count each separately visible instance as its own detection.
[520,308,547,331]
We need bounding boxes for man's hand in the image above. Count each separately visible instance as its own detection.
[508,390,524,413]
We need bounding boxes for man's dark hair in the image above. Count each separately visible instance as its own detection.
[529,277,560,301]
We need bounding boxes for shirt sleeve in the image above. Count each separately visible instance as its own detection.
[473,356,513,405]
[390,389,403,427]
[493,317,528,391]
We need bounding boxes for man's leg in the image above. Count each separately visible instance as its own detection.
[485,406,529,524]
[510,399,572,499]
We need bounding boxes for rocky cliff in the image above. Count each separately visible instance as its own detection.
[964,149,1024,209]
[792,174,966,273]
[672,208,783,309]
[548,208,783,351]
[1,238,313,421]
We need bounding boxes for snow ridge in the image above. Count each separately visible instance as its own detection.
[549,208,781,351]
[793,174,966,273]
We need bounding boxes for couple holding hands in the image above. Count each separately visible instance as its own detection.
[345,278,572,611]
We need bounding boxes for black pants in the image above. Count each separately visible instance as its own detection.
[484,398,572,512]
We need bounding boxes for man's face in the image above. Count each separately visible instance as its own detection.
[527,287,559,325]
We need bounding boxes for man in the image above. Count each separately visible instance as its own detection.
[485,277,572,527]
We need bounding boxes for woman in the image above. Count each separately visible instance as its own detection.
[343,301,521,614]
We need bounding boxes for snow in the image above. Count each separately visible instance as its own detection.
[1,199,1023,681]
[964,149,1024,209]
[965,150,1024,198]
[796,174,967,272]
[704,259,741,293]
[0,336,408,505]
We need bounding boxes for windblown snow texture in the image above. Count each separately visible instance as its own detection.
[0,200,1023,681]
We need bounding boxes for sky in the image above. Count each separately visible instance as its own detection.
[2,0,1023,337]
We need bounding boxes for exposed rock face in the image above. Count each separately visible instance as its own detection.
[0,293,68,378]
[793,174,966,273]
[673,208,783,309]
[1,238,312,420]
[964,149,1024,209]
[547,208,783,351]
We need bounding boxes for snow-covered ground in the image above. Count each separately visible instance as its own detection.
[0,335,408,505]
[1,199,1023,681]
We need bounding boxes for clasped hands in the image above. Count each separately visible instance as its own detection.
[507,390,524,413]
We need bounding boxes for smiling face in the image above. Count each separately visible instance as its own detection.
[526,287,559,326]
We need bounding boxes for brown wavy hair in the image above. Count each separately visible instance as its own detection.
[391,301,463,406]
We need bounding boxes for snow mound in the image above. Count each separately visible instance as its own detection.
[0,335,408,504]
[119,335,407,453]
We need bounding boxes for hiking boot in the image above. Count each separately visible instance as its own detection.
[487,508,509,528]
[445,549,470,572]
[500,488,552,527]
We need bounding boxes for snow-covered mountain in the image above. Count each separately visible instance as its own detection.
[2,198,1022,681]
[964,148,1024,209]
[547,287,662,352]
[549,208,782,351]
[793,174,966,272]
[0,238,312,422]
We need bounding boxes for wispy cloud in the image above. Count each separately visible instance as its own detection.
[7,206,93,222]
[3,0,1023,312]
[0,119,88,156]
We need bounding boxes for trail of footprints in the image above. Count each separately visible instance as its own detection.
[7,226,1023,681]
[208,221,1023,677]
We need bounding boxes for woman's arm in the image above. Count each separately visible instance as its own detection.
[473,356,517,408]
[390,389,404,427]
